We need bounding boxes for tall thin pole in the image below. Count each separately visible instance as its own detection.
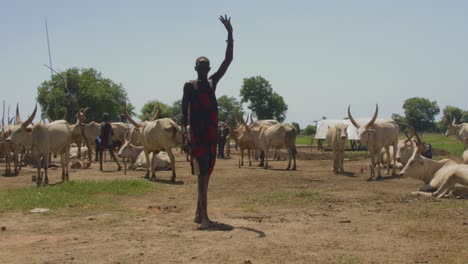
[45,17,53,78]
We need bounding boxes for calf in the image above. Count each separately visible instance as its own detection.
[326,123,348,174]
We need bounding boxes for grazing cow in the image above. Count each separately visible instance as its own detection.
[348,104,399,180]
[463,150,468,164]
[124,109,182,181]
[399,146,468,198]
[7,105,83,185]
[326,123,348,174]
[259,123,297,170]
[445,119,468,150]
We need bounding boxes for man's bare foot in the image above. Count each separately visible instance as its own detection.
[194,215,201,224]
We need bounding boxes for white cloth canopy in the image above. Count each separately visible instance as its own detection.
[315,119,390,140]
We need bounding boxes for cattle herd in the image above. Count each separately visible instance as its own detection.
[1,103,468,199]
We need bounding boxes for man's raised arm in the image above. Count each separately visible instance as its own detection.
[210,15,234,87]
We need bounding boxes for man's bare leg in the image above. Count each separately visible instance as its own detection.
[194,157,213,228]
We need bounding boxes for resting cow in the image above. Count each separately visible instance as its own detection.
[400,146,468,198]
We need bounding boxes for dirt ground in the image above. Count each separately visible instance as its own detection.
[0,147,467,264]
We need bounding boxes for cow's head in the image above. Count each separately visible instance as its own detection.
[118,128,137,159]
[7,104,36,145]
[335,123,349,143]
[445,119,461,137]
[348,104,378,148]
[217,121,229,140]
[399,144,430,183]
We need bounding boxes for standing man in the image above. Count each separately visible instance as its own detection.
[99,113,122,172]
[181,15,233,229]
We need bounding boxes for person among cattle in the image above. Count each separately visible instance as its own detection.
[181,15,233,229]
[217,121,229,159]
[98,113,122,172]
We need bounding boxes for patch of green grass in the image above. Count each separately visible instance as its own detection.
[248,190,320,206]
[296,135,314,145]
[420,133,464,158]
[0,179,161,212]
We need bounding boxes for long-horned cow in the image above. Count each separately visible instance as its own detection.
[7,105,83,185]
[124,108,182,181]
[445,119,468,150]
[348,104,399,180]
[1,104,24,175]
[326,123,349,174]
[399,145,468,198]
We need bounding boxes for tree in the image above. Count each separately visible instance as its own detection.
[240,76,288,122]
[442,106,464,125]
[170,100,182,124]
[291,122,301,135]
[402,97,440,132]
[140,100,172,121]
[217,95,244,125]
[391,113,406,126]
[302,125,317,135]
[37,67,134,122]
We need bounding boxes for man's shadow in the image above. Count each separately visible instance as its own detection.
[197,222,266,238]
[145,177,184,185]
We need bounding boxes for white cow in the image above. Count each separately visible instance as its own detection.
[124,109,182,181]
[400,146,468,198]
[7,105,82,185]
[445,119,468,150]
[348,104,399,180]
[118,132,171,172]
[259,123,297,170]
[326,123,348,174]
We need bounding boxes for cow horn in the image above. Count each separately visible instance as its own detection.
[16,103,22,124]
[150,107,160,121]
[8,117,14,125]
[240,114,250,131]
[249,113,254,125]
[44,106,53,122]
[411,127,423,146]
[452,118,457,125]
[2,100,5,129]
[402,129,412,143]
[233,114,240,127]
[123,130,130,143]
[124,105,140,128]
[347,105,360,128]
[22,104,37,127]
[416,144,423,155]
[365,104,378,128]
[62,108,67,121]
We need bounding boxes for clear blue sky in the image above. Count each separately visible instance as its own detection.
[1,0,467,127]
